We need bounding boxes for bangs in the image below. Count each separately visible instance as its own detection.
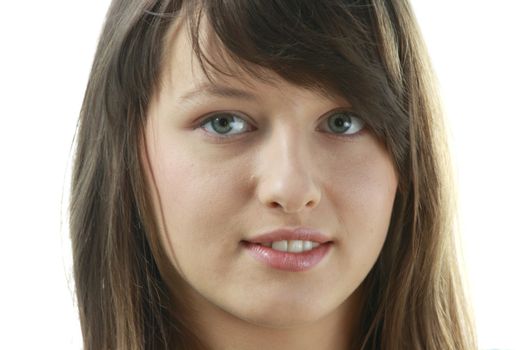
[181,1,408,154]
[151,0,409,174]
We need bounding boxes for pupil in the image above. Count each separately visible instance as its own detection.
[219,118,228,127]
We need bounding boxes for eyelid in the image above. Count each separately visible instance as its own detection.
[194,111,255,128]
[315,107,358,125]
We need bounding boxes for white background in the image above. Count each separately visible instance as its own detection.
[0,1,523,349]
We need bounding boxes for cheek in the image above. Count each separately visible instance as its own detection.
[150,129,251,223]
[158,155,228,229]
[328,138,398,269]
[148,140,248,273]
[328,134,397,216]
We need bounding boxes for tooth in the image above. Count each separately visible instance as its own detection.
[271,240,288,252]
[303,240,313,251]
[288,240,304,253]
[261,242,272,247]
[312,242,320,248]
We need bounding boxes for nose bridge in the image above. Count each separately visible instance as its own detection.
[255,122,321,213]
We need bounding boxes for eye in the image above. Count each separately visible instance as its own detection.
[199,113,253,139]
[317,111,365,137]
[198,110,366,140]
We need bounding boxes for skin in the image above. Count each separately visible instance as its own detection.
[141,16,398,350]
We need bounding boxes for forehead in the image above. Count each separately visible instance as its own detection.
[160,14,258,90]
[158,12,339,104]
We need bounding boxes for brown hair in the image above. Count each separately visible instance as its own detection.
[70,0,478,349]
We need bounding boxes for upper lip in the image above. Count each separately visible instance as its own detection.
[244,227,333,244]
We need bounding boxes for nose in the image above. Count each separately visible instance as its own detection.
[255,127,322,214]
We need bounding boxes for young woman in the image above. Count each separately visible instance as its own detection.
[70,1,478,349]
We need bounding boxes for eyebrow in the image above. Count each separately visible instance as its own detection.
[178,83,259,103]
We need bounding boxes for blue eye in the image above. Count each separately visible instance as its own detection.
[320,111,365,136]
[200,113,252,137]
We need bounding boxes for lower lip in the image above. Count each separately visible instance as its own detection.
[241,241,332,272]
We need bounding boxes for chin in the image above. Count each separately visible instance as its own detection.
[234,302,329,329]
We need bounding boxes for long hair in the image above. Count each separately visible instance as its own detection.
[70,0,478,349]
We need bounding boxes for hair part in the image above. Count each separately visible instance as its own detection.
[70,0,478,349]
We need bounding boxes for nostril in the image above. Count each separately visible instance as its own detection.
[266,199,316,212]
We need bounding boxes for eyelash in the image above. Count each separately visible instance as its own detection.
[196,110,366,143]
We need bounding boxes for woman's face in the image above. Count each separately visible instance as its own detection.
[142,19,398,328]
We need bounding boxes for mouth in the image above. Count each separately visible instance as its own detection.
[241,227,334,270]
[240,239,331,254]
[240,240,333,272]
[244,227,333,246]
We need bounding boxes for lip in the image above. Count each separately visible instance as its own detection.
[244,227,333,244]
[241,227,333,272]
[241,241,332,272]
